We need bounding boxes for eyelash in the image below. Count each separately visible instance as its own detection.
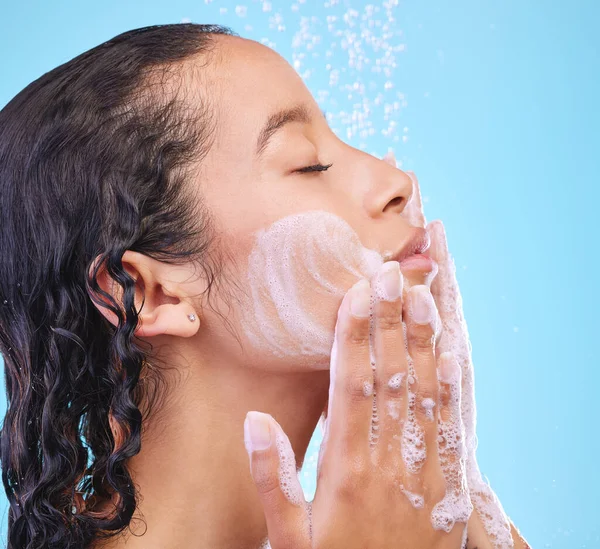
[295,162,333,174]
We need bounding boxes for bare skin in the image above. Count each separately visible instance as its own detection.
[91,35,529,549]
[398,169,531,549]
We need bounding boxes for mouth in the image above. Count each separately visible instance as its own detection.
[389,227,437,272]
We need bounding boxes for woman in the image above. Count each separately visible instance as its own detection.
[0,23,530,549]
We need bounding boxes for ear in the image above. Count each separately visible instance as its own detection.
[87,250,200,339]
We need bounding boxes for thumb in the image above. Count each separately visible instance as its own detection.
[244,411,310,549]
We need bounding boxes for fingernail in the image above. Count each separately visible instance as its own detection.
[244,411,272,453]
[408,285,436,325]
[439,352,461,383]
[349,278,371,318]
[429,221,448,262]
[375,261,402,301]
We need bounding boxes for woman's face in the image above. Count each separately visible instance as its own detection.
[193,35,434,372]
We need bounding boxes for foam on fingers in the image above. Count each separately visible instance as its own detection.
[429,220,514,547]
[270,416,305,507]
[430,352,472,532]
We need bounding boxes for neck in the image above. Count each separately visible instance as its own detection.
[98,347,329,549]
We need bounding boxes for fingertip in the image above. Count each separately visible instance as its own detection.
[373,260,403,302]
[244,411,274,455]
[426,218,443,228]
[430,220,447,242]
[426,222,448,265]
[348,278,372,319]
[407,284,437,328]
[438,352,460,384]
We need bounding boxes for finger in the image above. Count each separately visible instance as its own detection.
[426,220,458,359]
[402,285,439,479]
[403,171,427,228]
[431,353,473,533]
[427,220,450,308]
[420,221,445,348]
[425,221,474,447]
[316,398,328,481]
[323,279,374,468]
[244,412,310,549]
[438,352,460,423]
[427,222,486,535]
[437,352,468,492]
[370,261,408,467]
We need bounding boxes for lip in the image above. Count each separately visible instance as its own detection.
[398,253,436,271]
[390,227,431,263]
[390,227,437,272]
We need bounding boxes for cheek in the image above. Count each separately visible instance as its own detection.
[240,210,383,361]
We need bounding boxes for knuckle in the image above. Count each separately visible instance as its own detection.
[340,321,370,346]
[376,310,403,331]
[408,327,435,353]
[257,479,283,507]
[252,463,281,496]
[337,459,370,499]
[423,474,447,503]
[334,481,357,503]
[379,460,403,485]
[342,374,374,402]
[414,384,438,421]
[416,380,438,402]
[439,385,451,409]
[378,368,407,397]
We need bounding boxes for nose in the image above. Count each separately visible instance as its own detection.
[362,159,414,218]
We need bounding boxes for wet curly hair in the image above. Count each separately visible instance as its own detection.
[0,22,236,548]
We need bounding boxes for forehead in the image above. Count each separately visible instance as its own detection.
[213,34,309,103]
[203,35,319,152]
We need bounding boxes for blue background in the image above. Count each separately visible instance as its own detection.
[1,1,598,547]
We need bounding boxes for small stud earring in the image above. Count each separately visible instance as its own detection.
[187,313,197,322]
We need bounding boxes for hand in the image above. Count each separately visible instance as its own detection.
[243,261,471,549]
[386,154,531,549]
[427,218,530,549]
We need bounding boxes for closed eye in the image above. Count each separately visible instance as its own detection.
[295,163,333,174]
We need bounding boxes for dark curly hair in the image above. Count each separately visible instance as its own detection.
[0,22,236,548]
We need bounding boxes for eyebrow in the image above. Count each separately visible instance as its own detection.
[255,103,327,158]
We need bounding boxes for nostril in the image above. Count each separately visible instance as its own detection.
[383,196,404,213]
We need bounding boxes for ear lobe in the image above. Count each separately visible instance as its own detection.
[135,303,200,338]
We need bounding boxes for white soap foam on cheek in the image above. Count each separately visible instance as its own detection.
[243,211,383,358]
